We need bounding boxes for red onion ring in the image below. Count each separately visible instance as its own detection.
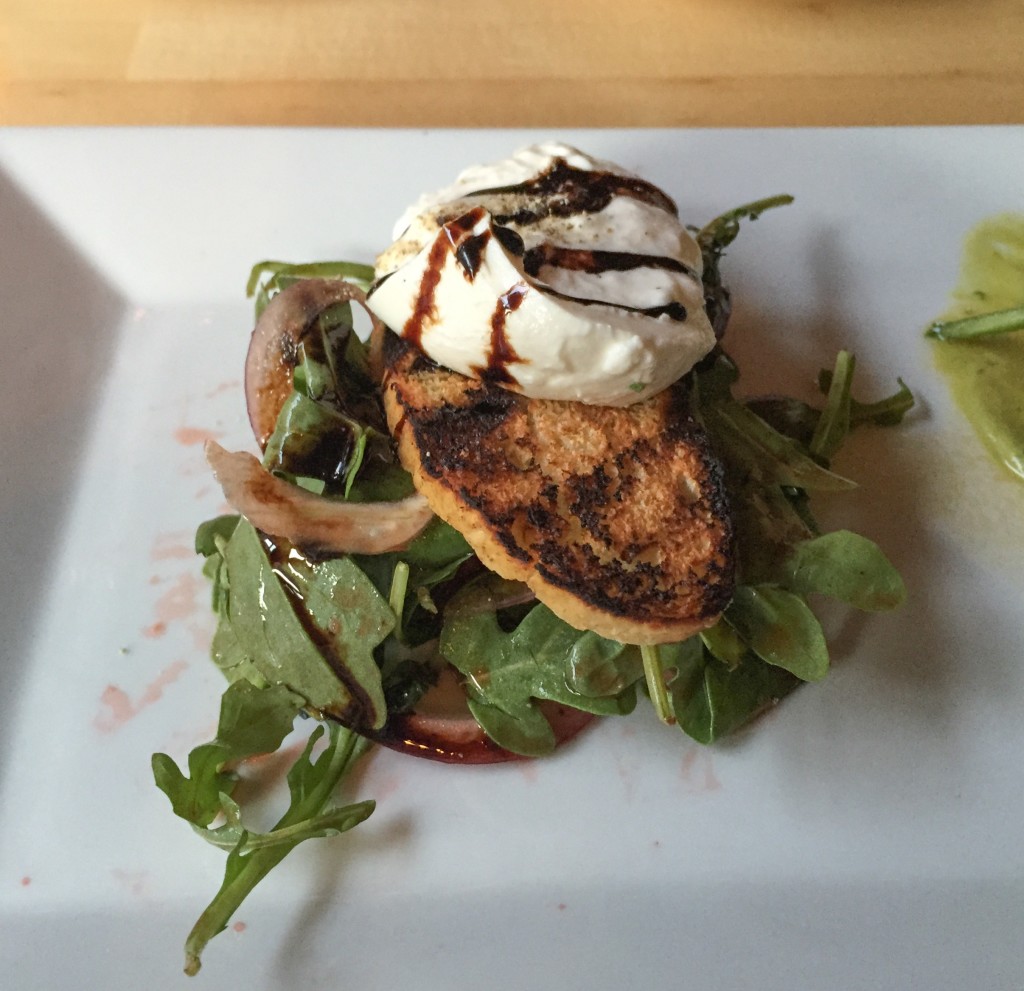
[244,278,385,450]
[206,440,433,554]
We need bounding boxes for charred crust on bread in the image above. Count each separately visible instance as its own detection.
[381,330,735,644]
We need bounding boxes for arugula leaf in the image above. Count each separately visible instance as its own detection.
[263,391,382,498]
[209,610,267,688]
[669,640,799,744]
[353,518,473,647]
[750,373,915,444]
[697,194,796,255]
[402,516,473,569]
[706,401,856,492]
[195,514,242,557]
[196,517,238,615]
[695,194,794,335]
[467,697,558,757]
[247,260,375,317]
[816,369,915,428]
[257,290,394,498]
[699,619,748,669]
[810,350,855,461]
[278,552,395,727]
[781,530,906,611]
[153,680,304,829]
[222,518,392,728]
[441,605,638,756]
[724,584,829,682]
[184,722,371,975]
[154,680,375,975]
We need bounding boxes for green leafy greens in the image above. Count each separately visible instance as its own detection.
[441,605,640,756]
[153,681,374,975]
[156,196,912,972]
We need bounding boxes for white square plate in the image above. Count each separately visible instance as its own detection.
[1,128,1022,990]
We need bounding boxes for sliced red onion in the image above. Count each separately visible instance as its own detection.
[244,278,386,450]
[206,440,432,554]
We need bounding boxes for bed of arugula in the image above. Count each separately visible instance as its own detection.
[153,198,913,974]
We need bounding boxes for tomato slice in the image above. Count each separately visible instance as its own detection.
[373,701,595,764]
[363,664,593,763]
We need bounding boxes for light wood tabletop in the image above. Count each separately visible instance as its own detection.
[2,0,1022,126]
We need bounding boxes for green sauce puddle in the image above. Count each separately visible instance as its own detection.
[929,213,1024,481]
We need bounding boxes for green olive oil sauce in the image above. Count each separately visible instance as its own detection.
[929,214,1024,480]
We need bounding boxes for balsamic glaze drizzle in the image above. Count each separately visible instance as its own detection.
[523,244,697,280]
[472,283,529,384]
[402,207,488,347]
[397,158,694,356]
[474,158,679,224]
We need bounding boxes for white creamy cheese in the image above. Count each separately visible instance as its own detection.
[366,143,715,406]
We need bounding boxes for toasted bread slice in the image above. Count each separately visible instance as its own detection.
[382,332,734,644]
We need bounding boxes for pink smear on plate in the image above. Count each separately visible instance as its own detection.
[679,748,722,793]
[207,379,241,399]
[20,876,31,887]
[187,617,216,653]
[517,761,540,784]
[94,660,189,733]
[111,869,149,897]
[367,773,403,801]
[174,426,223,446]
[150,530,195,561]
[151,571,202,627]
[232,921,247,934]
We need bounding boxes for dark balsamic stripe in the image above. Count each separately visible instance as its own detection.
[480,283,529,384]
[493,224,526,256]
[540,285,688,322]
[471,158,679,226]
[522,244,697,280]
[401,206,489,346]
[455,230,491,279]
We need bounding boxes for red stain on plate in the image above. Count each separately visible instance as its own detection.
[232,921,247,934]
[615,755,639,803]
[187,617,216,652]
[517,761,540,784]
[20,876,31,887]
[150,530,195,561]
[370,773,403,801]
[207,379,241,399]
[152,571,202,626]
[143,621,167,639]
[94,660,189,733]
[111,869,149,897]
[680,747,722,793]
[174,426,222,446]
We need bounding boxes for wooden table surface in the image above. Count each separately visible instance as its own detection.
[2,0,1023,126]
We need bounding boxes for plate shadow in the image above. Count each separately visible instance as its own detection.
[0,168,127,783]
